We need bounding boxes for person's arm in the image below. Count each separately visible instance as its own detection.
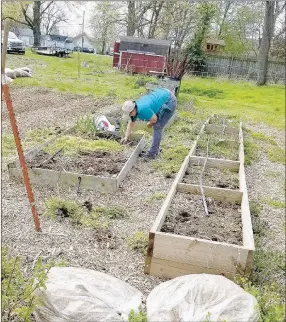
[147,114,158,127]
[121,120,135,143]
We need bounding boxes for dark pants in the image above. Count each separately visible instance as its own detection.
[149,91,177,156]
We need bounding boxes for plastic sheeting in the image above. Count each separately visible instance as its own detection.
[147,274,259,322]
[34,267,143,322]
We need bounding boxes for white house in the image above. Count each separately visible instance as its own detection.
[16,28,34,47]
[73,33,95,52]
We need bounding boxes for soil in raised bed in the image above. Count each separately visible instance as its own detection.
[196,138,239,161]
[161,192,243,245]
[183,165,239,190]
[209,115,240,126]
[28,150,128,177]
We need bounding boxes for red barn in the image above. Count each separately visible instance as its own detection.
[113,36,170,75]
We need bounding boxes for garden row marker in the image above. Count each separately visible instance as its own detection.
[199,137,210,216]
[1,19,41,232]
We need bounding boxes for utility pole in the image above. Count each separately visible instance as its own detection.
[81,11,85,51]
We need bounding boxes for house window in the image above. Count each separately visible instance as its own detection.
[207,44,211,50]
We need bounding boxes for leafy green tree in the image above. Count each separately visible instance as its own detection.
[185,3,216,73]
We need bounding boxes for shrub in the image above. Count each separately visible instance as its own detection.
[1,248,67,322]
[128,308,148,322]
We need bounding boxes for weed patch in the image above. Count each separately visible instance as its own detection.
[150,193,166,201]
[250,131,277,146]
[2,247,67,322]
[263,199,285,209]
[2,127,61,157]
[75,114,98,137]
[126,232,149,255]
[128,308,147,322]
[44,135,123,155]
[250,201,262,217]
[153,145,189,178]
[264,170,281,178]
[265,146,285,165]
[244,138,259,165]
[44,197,126,230]
[237,277,285,322]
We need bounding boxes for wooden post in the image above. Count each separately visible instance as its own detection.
[1,19,41,232]
[77,49,80,79]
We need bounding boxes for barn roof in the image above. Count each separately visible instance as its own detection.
[120,36,170,47]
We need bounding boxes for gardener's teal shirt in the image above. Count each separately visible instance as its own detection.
[132,88,170,122]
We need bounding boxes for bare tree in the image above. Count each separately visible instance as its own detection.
[41,2,68,35]
[218,0,233,37]
[147,1,164,39]
[5,1,55,46]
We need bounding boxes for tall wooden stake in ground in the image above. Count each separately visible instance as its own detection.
[1,19,41,232]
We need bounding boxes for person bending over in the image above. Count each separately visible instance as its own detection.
[121,88,177,159]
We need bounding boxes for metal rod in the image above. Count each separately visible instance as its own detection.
[2,20,41,232]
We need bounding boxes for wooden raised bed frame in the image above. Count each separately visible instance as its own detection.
[145,117,255,280]
[7,128,145,193]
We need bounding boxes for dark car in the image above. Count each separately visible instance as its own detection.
[73,46,95,53]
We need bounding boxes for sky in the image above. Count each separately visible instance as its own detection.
[55,2,94,37]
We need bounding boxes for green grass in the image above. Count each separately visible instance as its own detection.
[150,193,166,200]
[179,77,285,129]
[244,138,259,165]
[265,146,285,165]
[2,127,61,157]
[9,50,155,103]
[44,135,123,155]
[126,232,149,255]
[264,199,285,209]
[250,131,277,146]
[264,170,281,178]
[250,201,262,217]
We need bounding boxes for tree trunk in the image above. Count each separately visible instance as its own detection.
[33,1,41,46]
[127,1,136,36]
[256,1,275,86]
[218,0,232,37]
[148,1,163,39]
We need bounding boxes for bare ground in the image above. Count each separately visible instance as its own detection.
[2,85,285,297]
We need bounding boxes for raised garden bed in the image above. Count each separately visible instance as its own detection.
[161,192,242,245]
[195,137,239,161]
[145,115,254,280]
[183,164,239,190]
[8,128,145,193]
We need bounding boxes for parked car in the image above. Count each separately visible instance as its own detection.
[73,46,95,53]
[1,31,25,54]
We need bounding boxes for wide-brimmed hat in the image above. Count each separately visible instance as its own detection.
[122,101,135,121]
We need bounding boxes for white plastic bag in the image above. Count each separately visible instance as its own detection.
[146,274,259,322]
[95,115,115,131]
[34,267,143,322]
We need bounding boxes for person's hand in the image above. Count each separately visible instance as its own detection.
[147,122,154,128]
[120,137,128,144]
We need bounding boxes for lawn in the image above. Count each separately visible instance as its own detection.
[8,50,153,102]
[8,49,285,129]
